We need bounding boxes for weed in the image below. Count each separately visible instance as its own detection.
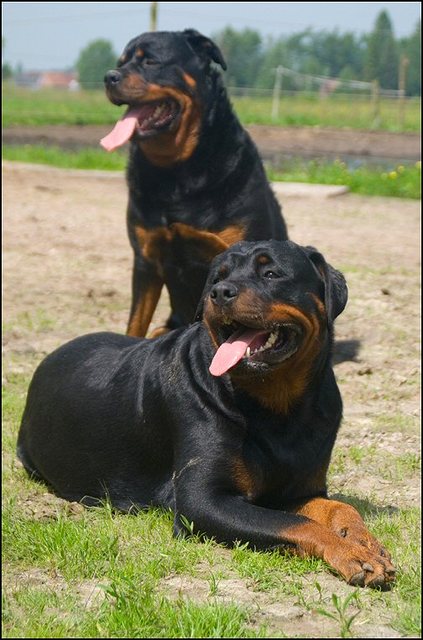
[314,589,361,638]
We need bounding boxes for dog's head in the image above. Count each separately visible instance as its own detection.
[101,29,226,165]
[197,240,347,409]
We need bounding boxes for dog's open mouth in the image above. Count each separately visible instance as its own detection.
[209,322,302,377]
[100,99,180,151]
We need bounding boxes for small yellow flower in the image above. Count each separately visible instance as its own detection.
[397,165,405,173]
[388,171,398,180]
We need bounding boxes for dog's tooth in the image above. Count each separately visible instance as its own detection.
[154,103,165,118]
[246,347,251,357]
[263,331,278,350]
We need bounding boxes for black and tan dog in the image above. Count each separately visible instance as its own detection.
[17,240,395,588]
[101,29,287,337]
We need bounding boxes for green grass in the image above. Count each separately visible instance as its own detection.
[2,83,421,132]
[231,93,421,133]
[3,143,420,199]
[2,144,127,172]
[268,159,421,199]
[2,84,121,127]
[3,365,421,637]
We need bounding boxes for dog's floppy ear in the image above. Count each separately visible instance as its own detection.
[183,29,227,70]
[304,246,348,323]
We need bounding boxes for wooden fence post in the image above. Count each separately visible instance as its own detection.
[399,55,409,131]
[271,66,283,121]
[150,2,158,31]
[371,79,380,129]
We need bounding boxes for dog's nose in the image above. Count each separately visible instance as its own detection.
[104,70,122,86]
[210,282,239,306]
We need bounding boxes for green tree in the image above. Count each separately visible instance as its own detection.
[76,39,116,90]
[255,29,366,92]
[399,20,421,96]
[364,10,399,89]
[309,30,365,78]
[214,27,263,87]
[2,36,13,79]
[251,30,316,91]
[2,62,13,79]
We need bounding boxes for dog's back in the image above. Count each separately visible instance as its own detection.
[17,331,180,509]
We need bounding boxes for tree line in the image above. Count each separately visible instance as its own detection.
[214,11,420,96]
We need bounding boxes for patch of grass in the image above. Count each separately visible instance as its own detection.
[2,84,120,127]
[3,309,56,334]
[330,443,420,487]
[268,158,421,199]
[231,541,322,594]
[313,590,361,638]
[95,579,258,639]
[347,444,377,465]
[2,144,127,172]
[378,452,421,482]
[2,373,30,460]
[2,577,258,639]
[3,145,420,199]
[373,413,420,434]
[231,93,421,132]
[370,508,421,636]
[3,83,420,132]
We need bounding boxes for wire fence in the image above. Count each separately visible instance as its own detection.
[3,78,421,132]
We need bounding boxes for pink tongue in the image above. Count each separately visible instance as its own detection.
[209,328,266,377]
[100,109,141,151]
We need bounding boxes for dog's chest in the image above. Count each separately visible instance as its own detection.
[134,222,244,276]
[236,424,330,505]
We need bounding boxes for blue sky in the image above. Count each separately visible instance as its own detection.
[2,2,421,71]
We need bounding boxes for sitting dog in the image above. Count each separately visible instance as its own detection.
[17,240,395,588]
[101,29,287,337]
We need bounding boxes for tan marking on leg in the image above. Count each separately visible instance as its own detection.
[127,278,163,337]
[231,456,259,499]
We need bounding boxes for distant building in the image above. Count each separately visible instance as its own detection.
[14,71,79,91]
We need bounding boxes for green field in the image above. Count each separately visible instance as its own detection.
[2,372,421,638]
[2,83,421,132]
[232,92,421,132]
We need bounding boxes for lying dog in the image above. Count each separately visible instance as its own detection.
[17,240,395,588]
[101,29,287,337]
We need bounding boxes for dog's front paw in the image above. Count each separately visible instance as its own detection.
[337,523,393,563]
[325,540,396,589]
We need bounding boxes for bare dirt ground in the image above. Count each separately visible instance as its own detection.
[2,160,421,637]
[3,123,421,161]
[3,158,420,500]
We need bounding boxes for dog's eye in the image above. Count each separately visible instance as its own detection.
[143,58,160,66]
[263,270,279,279]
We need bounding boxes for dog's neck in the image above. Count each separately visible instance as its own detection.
[131,73,245,173]
[135,97,202,168]
[230,334,333,416]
